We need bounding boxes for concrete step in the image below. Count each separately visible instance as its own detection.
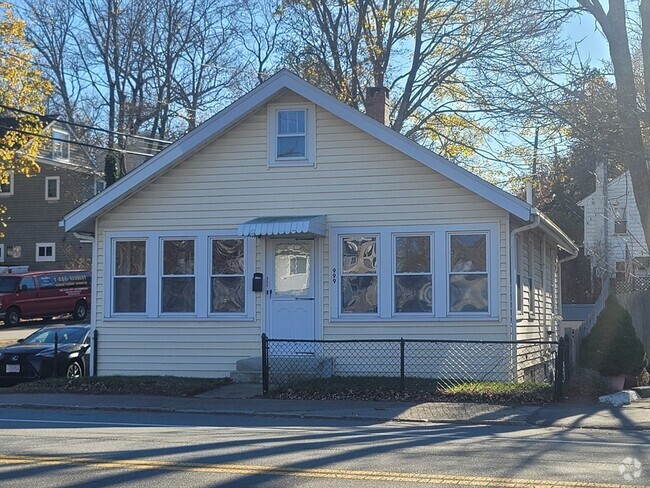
[632,386,650,398]
[230,371,262,384]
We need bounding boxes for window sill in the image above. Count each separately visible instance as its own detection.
[104,315,256,322]
[330,315,500,323]
[268,160,315,168]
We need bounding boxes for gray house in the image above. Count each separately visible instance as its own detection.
[0,120,101,271]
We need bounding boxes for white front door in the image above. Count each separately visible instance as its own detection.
[267,239,316,340]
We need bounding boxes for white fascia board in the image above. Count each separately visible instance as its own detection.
[64,69,533,232]
[280,71,533,222]
[63,75,291,233]
[538,211,578,254]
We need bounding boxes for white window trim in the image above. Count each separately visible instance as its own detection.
[267,103,316,167]
[0,243,4,263]
[45,176,60,201]
[36,242,56,262]
[339,234,380,318]
[392,233,434,317]
[159,237,197,316]
[0,171,14,197]
[330,223,500,322]
[209,237,249,319]
[104,230,255,321]
[52,129,70,161]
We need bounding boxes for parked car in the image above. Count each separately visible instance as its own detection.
[0,324,91,384]
[0,270,91,327]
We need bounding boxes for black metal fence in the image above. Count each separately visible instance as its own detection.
[262,334,567,401]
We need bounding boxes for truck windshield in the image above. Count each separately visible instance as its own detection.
[0,276,19,293]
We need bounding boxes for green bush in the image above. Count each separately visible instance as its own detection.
[566,368,608,397]
[581,296,648,376]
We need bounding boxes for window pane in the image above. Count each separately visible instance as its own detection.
[396,236,430,273]
[163,240,194,275]
[449,274,488,312]
[450,234,486,272]
[342,237,377,274]
[211,276,245,313]
[278,110,305,134]
[342,276,377,313]
[212,239,244,275]
[114,277,146,312]
[277,136,305,158]
[275,242,311,296]
[395,275,432,313]
[161,277,195,312]
[47,179,58,198]
[115,241,146,275]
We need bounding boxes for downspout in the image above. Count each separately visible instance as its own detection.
[74,230,97,376]
[509,210,541,342]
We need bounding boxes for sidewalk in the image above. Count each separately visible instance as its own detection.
[0,390,647,430]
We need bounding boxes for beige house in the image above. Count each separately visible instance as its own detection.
[62,70,577,379]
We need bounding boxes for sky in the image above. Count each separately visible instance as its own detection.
[564,11,610,67]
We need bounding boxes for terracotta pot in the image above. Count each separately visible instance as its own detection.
[603,374,626,392]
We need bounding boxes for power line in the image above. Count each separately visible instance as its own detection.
[0,124,157,158]
[0,103,172,145]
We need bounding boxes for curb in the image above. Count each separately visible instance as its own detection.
[2,401,640,430]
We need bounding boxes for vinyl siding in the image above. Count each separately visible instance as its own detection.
[94,91,513,378]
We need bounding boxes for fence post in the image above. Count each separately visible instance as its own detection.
[262,333,269,396]
[400,338,405,396]
[53,332,59,379]
[93,329,98,377]
[553,336,565,402]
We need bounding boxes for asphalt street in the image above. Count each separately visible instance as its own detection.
[0,407,648,487]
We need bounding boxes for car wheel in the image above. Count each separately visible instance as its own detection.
[72,301,88,321]
[66,360,84,379]
[4,308,20,327]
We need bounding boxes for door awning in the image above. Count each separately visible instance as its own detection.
[237,215,327,237]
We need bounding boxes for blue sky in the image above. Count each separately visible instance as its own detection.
[565,11,610,66]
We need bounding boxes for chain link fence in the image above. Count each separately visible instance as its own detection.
[262,335,564,400]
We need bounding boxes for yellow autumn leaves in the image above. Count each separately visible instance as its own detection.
[0,1,53,185]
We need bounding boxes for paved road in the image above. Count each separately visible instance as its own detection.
[0,407,648,487]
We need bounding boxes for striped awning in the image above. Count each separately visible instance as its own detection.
[237,215,327,237]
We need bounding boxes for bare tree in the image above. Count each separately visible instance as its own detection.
[280,0,574,166]
[575,0,650,249]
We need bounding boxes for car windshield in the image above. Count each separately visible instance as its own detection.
[23,327,88,345]
[0,276,20,293]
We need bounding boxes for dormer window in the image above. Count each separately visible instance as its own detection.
[268,104,315,166]
[53,130,70,160]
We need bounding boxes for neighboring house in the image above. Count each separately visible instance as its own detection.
[0,119,101,272]
[62,70,577,379]
[579,164,649,285]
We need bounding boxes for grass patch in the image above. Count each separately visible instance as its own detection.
[2,375,232,397]
[270,376,553,405]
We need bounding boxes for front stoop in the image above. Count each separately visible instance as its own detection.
[632,386,650,398]
[230,355,335,384]
[230,357,263,384]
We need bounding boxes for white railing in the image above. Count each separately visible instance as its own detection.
[580,278,611,339]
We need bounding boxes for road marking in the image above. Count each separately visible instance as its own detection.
[0,454,647,487]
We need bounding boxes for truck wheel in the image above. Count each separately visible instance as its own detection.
[72,301,88,321]
[4,308,20,327]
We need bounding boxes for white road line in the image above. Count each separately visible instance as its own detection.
[0,417,648,448]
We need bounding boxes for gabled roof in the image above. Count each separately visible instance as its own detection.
[63,69,570,249]
[577,171,630,207]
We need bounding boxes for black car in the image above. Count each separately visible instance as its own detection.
[0,325,91,384]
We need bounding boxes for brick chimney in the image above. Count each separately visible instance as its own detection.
[365,87,390,125]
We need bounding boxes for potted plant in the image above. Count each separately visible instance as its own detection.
[580,296,648,392]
